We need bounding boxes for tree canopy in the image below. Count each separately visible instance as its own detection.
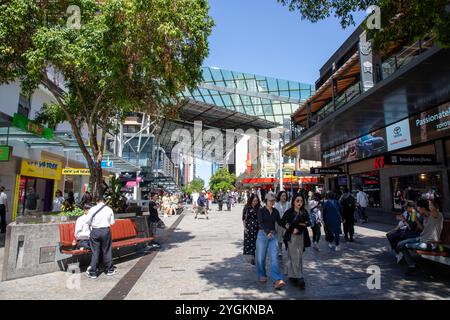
[0,0,213,198]
[209,168,236,196]
[277,0,450,51]
[182,177,205,195]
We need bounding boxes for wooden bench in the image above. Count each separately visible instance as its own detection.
[59,218,154,256]
[414,220,450,266]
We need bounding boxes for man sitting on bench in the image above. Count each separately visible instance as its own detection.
[396,198,443,276]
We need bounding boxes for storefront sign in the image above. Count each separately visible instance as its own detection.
[62,168,91,175]
[385,154,437,165]
[21,158,62,180]
[0,146,11,161]
[374,156,385,169]
[310,167,343,175]
[386,119,412,151]
[12,113,54,139]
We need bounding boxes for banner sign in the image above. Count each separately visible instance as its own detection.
[310,167,343,175]
[385,154,437,165]
[13,113,54,140]
[62,168,91,175]
[409,102,450,145]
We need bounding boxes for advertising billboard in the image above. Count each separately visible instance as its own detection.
[409,102,450,145]
[386,119,412,151]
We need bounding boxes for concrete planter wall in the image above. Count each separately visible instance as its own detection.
[2,215,149,281]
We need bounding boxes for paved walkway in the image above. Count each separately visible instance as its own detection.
[0,204,449,300]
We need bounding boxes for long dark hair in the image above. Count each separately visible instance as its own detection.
[291,193,306,212]
[246,193,260,209]
[276,190,288,202]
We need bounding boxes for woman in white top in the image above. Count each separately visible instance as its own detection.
[274,191,291,257]
[52,190,65,212]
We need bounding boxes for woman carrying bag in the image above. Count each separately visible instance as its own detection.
[281,193,311,289]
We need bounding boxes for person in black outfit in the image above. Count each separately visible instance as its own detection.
[339,187,356,242]
[242,194,261,265]
[280,193,311,288]
[217,190,224,211]
[144,193,165,251]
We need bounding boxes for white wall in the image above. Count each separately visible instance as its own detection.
[0,81,21,116]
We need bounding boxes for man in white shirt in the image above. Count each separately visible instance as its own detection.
[72,204,92,250]
[0,186,8,234]
[356,188,369,222]
[84,197,116,279]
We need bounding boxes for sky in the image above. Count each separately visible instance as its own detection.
[196,0,366,188]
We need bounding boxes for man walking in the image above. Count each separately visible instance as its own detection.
[217,190,224,211]
[0,186,8,234]
[195,191,209,220]
[339,187,356,242]
[356,188,369,223]
[85,197,116,279]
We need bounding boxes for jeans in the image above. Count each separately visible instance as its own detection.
[326,231,340,246]
[358,207,368,220]
[312,224,321,243]
[396,237,423,267]
[386,229,403,250]
[255,230,283,282]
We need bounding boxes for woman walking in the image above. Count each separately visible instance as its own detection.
[281,193,311,288]
[242,194,261,265]
[255,193,285,290]
[274,191,291,258]
[322,191,343,251]
[309,193,323,251]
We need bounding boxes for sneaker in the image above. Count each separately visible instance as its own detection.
[274,280,285,290]
[86,271,98,279]
[259,276,268,283]
[396,252,404,264]
[106,268,118,276]
[335,245,340,252]
[313,242,320,251]
[328,243,334,250]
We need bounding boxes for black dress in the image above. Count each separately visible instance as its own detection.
[243,205,259,256]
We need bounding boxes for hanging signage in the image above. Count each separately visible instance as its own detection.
[385,154,437,165]
[310,167,343,175]
[101,161,113,168]
[21,158,62,180]
[12,113,54,139]
[359,31,375,92]
[62,168,91,175]
[0,146,12,161]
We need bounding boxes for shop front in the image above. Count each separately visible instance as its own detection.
[13,157,62,219]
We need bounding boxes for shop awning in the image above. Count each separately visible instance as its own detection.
[0,122,141,173]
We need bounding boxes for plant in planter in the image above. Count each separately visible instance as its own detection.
[104,176,127,213]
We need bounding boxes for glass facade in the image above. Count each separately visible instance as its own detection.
[182,67,314,124]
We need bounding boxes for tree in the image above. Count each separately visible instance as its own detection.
[209,168,236,196]
[182,177,204,195]
[277,0,450,50]
[0,0,213,199]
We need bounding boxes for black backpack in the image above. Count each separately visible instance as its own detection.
[342,195,356,212]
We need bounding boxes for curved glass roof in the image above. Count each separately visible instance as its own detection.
[181,67,314,125]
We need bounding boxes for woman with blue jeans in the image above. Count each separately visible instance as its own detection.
[256,192,285,290]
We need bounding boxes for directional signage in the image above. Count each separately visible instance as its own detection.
[310,167,343,175]
[385,154,437,166]
[101,161,113,168]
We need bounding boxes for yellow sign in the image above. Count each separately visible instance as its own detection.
[20,158,62,180]
[62,168,91,175]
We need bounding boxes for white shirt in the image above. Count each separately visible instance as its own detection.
[0,192,7,205]
[357,191,368,208]
[52,196,65,212]
[75,214,91,240]
[275,201,291,219]
[84,202,115,229]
